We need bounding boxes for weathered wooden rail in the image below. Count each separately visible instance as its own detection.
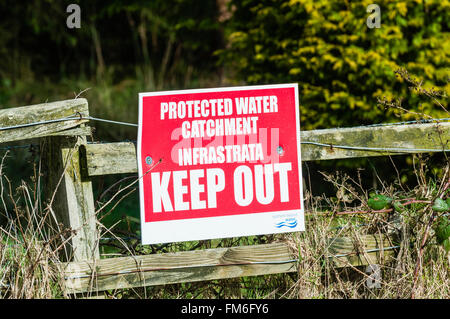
[84,121,449,176]
[62,234,396,294]
[1,98,449,295]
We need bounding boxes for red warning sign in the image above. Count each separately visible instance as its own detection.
[138,84,304,244]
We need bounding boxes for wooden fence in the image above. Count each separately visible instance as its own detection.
[1,98,449,296]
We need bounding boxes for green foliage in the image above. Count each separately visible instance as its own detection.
[432,198,450,212]
[220,0,450,129]
[393,201,405,212]
[0,0,221,95]
[435,216,450,252]
[0,0,223,141]
[367,194,392,210]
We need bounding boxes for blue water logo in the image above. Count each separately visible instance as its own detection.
[274,218,298,229]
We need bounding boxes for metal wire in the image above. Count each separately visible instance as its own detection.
[354,118,450,128]
[0,114,138,131]
[1,112,448,133]
[82,116,450,129]
[85,116,138,127]
[81,116,450,129]
[3,141,448,155]
[0,115,83,131]
[300,141,450,153]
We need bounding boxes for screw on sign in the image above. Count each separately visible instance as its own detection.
[145,156,153,165]
[137,84,305,244]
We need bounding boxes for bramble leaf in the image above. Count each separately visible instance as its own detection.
[368,194,392,210]
[435,216,450,249]
[432,198,449,212]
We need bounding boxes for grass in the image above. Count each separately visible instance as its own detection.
[0,146,448,299]
[0,151,67,298]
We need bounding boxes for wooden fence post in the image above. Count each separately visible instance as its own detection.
[43,131,99,262]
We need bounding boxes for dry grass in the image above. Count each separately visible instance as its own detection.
[0,148,448,299]
[0,151,71,298]
[284,159,450,299]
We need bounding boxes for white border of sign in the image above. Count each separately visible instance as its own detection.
[137,83,304,244]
